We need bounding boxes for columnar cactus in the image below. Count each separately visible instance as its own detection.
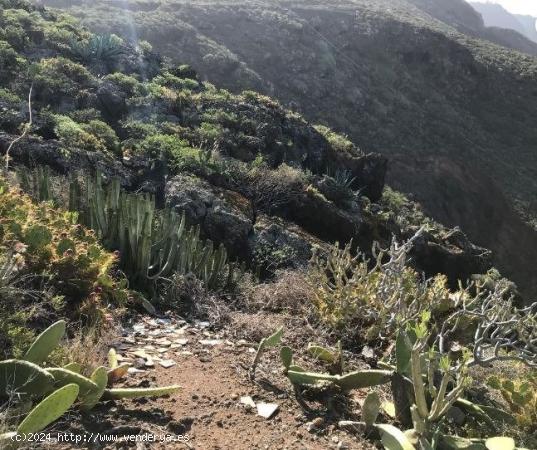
[71,172,238,291]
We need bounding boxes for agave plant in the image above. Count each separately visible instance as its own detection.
[70,34,124,64]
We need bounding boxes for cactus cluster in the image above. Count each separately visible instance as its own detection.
[72,171,240,291]
[376,323,530,450]
[18,166,53,203]
[0,320,180,443]
[487,373,537,432]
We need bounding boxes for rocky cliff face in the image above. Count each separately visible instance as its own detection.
[37,0,537,298]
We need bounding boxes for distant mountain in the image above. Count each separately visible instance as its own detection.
[514,14,537,43]
[470,2,537,43]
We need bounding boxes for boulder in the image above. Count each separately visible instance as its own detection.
[250,214,326,271]
[0,133,132,185]
[165,174,254,259]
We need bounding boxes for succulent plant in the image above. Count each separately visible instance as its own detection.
[17,384,79,434]
[285,368,392,392]
[1,384,79,449]
[250,326,283,378]
[23,320,66,365]
[72,172,238,291]
[363,391,381,427]
[101,385,181,400]
[0,360,54,399]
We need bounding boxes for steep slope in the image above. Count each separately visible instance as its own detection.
[36,0,537,298]
[1,0,493,295]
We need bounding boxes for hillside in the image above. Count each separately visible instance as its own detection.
[1,1,537,448]
[37,0,537,298]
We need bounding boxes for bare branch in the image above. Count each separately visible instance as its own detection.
[3,83,33,173]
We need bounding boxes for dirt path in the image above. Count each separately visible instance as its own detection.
[50,314,377,449]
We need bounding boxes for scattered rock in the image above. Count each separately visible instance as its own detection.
[159,359,176,369]
[306,417,324,432]
[199,339,224,346]
[240,396,256,409]
[144,358,155,368]
[256,402,279,419]
[337,421,366,434]
[361,346,375,360]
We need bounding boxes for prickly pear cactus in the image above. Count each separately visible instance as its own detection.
[80,366,108,411]
[46,368,99,396]
[0,360,54,398]
[17,384,79,434]
[102,385,181,400]
[363,391,381,427]
[23,320,66,364]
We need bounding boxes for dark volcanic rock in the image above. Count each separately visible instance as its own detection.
[165,174,254,259]
[0,133,132,184]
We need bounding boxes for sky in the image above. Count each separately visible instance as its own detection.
[472,1,537,16]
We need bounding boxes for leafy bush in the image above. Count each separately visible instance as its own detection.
[139,133,202,171]
[34,57,96,105]
[53,115,107,153]
[53,115,121,155]
[104,72,144,97]
[0,40,25,83]
[81,119,120,155]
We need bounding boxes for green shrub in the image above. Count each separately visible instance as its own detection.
[34,57,96,104]
[0,40,25,83]
[104,72,144,97]
[314,124,358,155]
[308,236,454,342]
[139,134,202,171]
[153,71,200,91]
[53,115,107,153]
[82,119,120,155]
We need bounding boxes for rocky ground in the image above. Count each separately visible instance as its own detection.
[43,312,385,450]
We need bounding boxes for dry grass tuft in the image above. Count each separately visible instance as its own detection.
[244,269,316,315]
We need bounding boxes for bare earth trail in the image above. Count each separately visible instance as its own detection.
[52,314,376,450]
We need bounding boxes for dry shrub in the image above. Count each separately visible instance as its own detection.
[52,323,116,375]
[159,273,231,326]
[228,311,287,343]
[249,163,307,213]
[245,269,315,314]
